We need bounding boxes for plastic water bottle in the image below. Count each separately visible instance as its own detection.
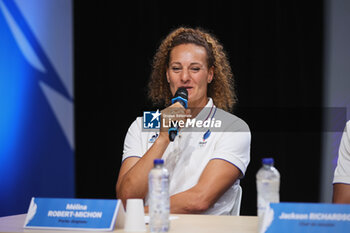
[148,159,170,232]
[256,158,280,217]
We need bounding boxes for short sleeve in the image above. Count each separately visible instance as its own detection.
[211,118,251,177]
[333,121,350,184]
[122,118,143,161]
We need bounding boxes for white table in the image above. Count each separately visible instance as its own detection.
[0,213,259,233]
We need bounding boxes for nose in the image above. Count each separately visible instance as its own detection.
[180,68,190,83]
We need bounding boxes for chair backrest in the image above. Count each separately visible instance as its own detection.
[230,185,242,216]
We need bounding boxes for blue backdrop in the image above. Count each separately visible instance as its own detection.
[0,0,74,217]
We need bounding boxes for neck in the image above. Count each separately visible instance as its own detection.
[188,97,208,118]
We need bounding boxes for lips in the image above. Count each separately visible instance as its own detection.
[180,86,193,90]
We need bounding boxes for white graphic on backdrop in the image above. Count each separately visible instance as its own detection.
[0,0,74,149]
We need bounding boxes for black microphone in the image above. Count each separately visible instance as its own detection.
[168,87,188,142]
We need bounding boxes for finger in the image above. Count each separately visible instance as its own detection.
[171,101,185,109]
[185,109,192,119]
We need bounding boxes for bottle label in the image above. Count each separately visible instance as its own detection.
[257,180,280,217]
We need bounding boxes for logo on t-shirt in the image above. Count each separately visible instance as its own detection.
[148,133,159,143]
[143,110,161,129]
[199,129,211,147]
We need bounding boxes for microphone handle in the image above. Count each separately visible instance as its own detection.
[168,122,178,142]
[169,89,188,142]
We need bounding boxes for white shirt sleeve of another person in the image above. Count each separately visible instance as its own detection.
[333,120,350,184]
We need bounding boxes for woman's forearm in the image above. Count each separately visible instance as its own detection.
[117,135,170,202]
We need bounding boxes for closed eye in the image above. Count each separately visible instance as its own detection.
[190,67,201,72]
[171,67,182,72]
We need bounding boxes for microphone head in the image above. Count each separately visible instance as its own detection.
[174,87,188,100]
[172,87,188,108]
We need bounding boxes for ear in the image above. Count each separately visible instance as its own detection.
[208,66,214,83]
[166,69,170,83]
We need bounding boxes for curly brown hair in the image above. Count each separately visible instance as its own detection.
[148,27,236,112]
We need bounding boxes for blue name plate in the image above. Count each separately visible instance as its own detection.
[24,197,125,231]
[260,202,350,233]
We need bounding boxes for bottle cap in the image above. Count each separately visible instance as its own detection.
[262,158,274,165]
[154,159,164,165]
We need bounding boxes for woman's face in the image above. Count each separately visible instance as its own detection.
[166,43,213,108]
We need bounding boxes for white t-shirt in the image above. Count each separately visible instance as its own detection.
[333,120,350,184]
[122,98,251,215]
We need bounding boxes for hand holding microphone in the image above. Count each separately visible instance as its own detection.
[160,87,189,142]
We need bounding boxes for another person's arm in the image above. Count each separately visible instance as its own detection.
[333,183,350,203]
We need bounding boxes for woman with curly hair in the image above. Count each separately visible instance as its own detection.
[116,27,250,215]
